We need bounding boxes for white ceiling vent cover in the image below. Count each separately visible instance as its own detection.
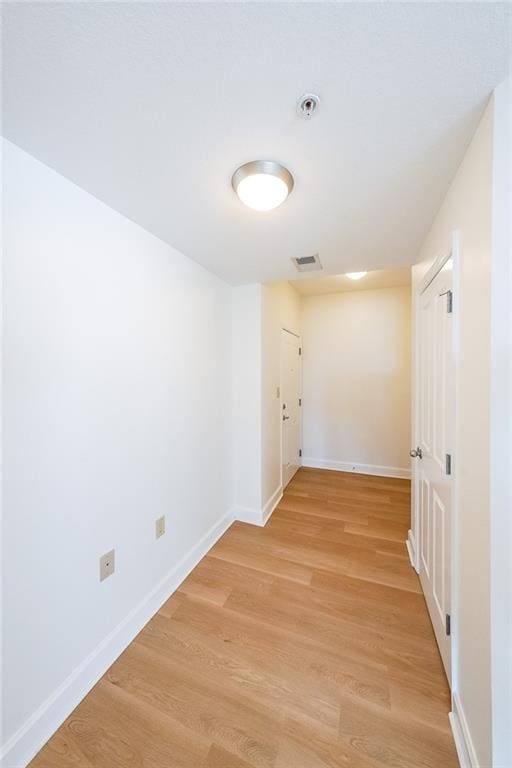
[292,254,322,272]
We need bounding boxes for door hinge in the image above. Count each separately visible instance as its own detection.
[298,347,302,356]
[445,453,452,476]
[445,613,451,636]
[440,289,453,314]
[299,449,302,458]
[299,398,302,406]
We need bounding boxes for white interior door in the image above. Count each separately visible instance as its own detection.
[281,329,301,487]
[415,259,454,681]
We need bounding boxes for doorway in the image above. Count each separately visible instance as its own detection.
[281,328,301,488]
[413,255,454,680]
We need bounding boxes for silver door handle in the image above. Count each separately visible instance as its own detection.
[283,415,290,421]
[410,447,423,459]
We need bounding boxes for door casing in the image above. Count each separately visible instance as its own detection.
[280,328,302,488]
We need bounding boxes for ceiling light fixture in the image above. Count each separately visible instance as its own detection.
[232,160,294,212]
[346,271,368,280]
[297,93,320,119]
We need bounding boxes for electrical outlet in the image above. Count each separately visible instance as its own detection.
[155,515,166,539]
[99,549,115,581]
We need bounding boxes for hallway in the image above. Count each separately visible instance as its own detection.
[30,468,458,768]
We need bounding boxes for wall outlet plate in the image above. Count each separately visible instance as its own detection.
[99,549,115,581]
[155,515,166,539]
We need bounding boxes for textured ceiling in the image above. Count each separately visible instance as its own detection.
[289,267,411,297]
[3,2,510,285]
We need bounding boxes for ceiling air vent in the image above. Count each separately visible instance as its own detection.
[292,254,322,272]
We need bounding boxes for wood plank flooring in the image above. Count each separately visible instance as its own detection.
[30,468,458,768]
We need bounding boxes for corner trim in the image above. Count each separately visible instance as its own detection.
[301,458,410,480]
[449,691,479,768]
[0,510,234,768]
[234,485,283,528]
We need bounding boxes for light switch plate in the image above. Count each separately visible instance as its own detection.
[155,515,166,539]
[99,549,115,581]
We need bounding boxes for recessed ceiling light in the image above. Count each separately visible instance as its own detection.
[346,271,368,280]
[232,160,294,212]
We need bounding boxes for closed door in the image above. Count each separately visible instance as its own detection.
[281,329,301,487]
[414,259,454,680]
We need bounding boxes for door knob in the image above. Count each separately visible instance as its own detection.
[283,415,290,421]
[410,447,423,459]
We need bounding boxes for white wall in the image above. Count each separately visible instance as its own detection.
[489,76,512,768]
[231,284,263,515]
[1,140,233,765]
[231,281,300,523]
[411,99,494,767]
[261,282,300,505]
[301,286,411,477]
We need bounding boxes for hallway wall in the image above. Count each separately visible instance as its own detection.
[489,76,512,768]
[411,97,494,767]
[261,283,300,507]
[230,281,300,523]
[301,286,411,477]
[231,284,263,515]
[2,140,234,766]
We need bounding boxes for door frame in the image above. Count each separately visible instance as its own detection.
[280,327,302,489]
[410,229,460,690]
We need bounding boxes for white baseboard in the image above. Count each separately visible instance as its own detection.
[406,530,419,572]
[301,457,411,480]
[261,485,283,525]
[233,485,283,527]
[0,510,234,768]
[449,691,479,768]
[232,505,263,526]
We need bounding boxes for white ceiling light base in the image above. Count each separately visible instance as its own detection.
[297,93,320,118]
[232,160,294,212]
[346,271,368,280]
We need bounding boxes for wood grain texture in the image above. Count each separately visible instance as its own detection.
[29,468,457,768]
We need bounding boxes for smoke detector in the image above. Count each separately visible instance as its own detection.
[292,254,322,272]
[297,93,320,118]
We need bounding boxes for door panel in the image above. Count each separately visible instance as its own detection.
[433,289,447,471]
[432,489,447,620]
[416,259,453,681]
[420,472,430,578]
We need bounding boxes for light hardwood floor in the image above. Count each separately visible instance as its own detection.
[30,467,458,768]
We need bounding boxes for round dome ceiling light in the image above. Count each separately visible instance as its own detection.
[232,160,294,212]
[346,271,368,280]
